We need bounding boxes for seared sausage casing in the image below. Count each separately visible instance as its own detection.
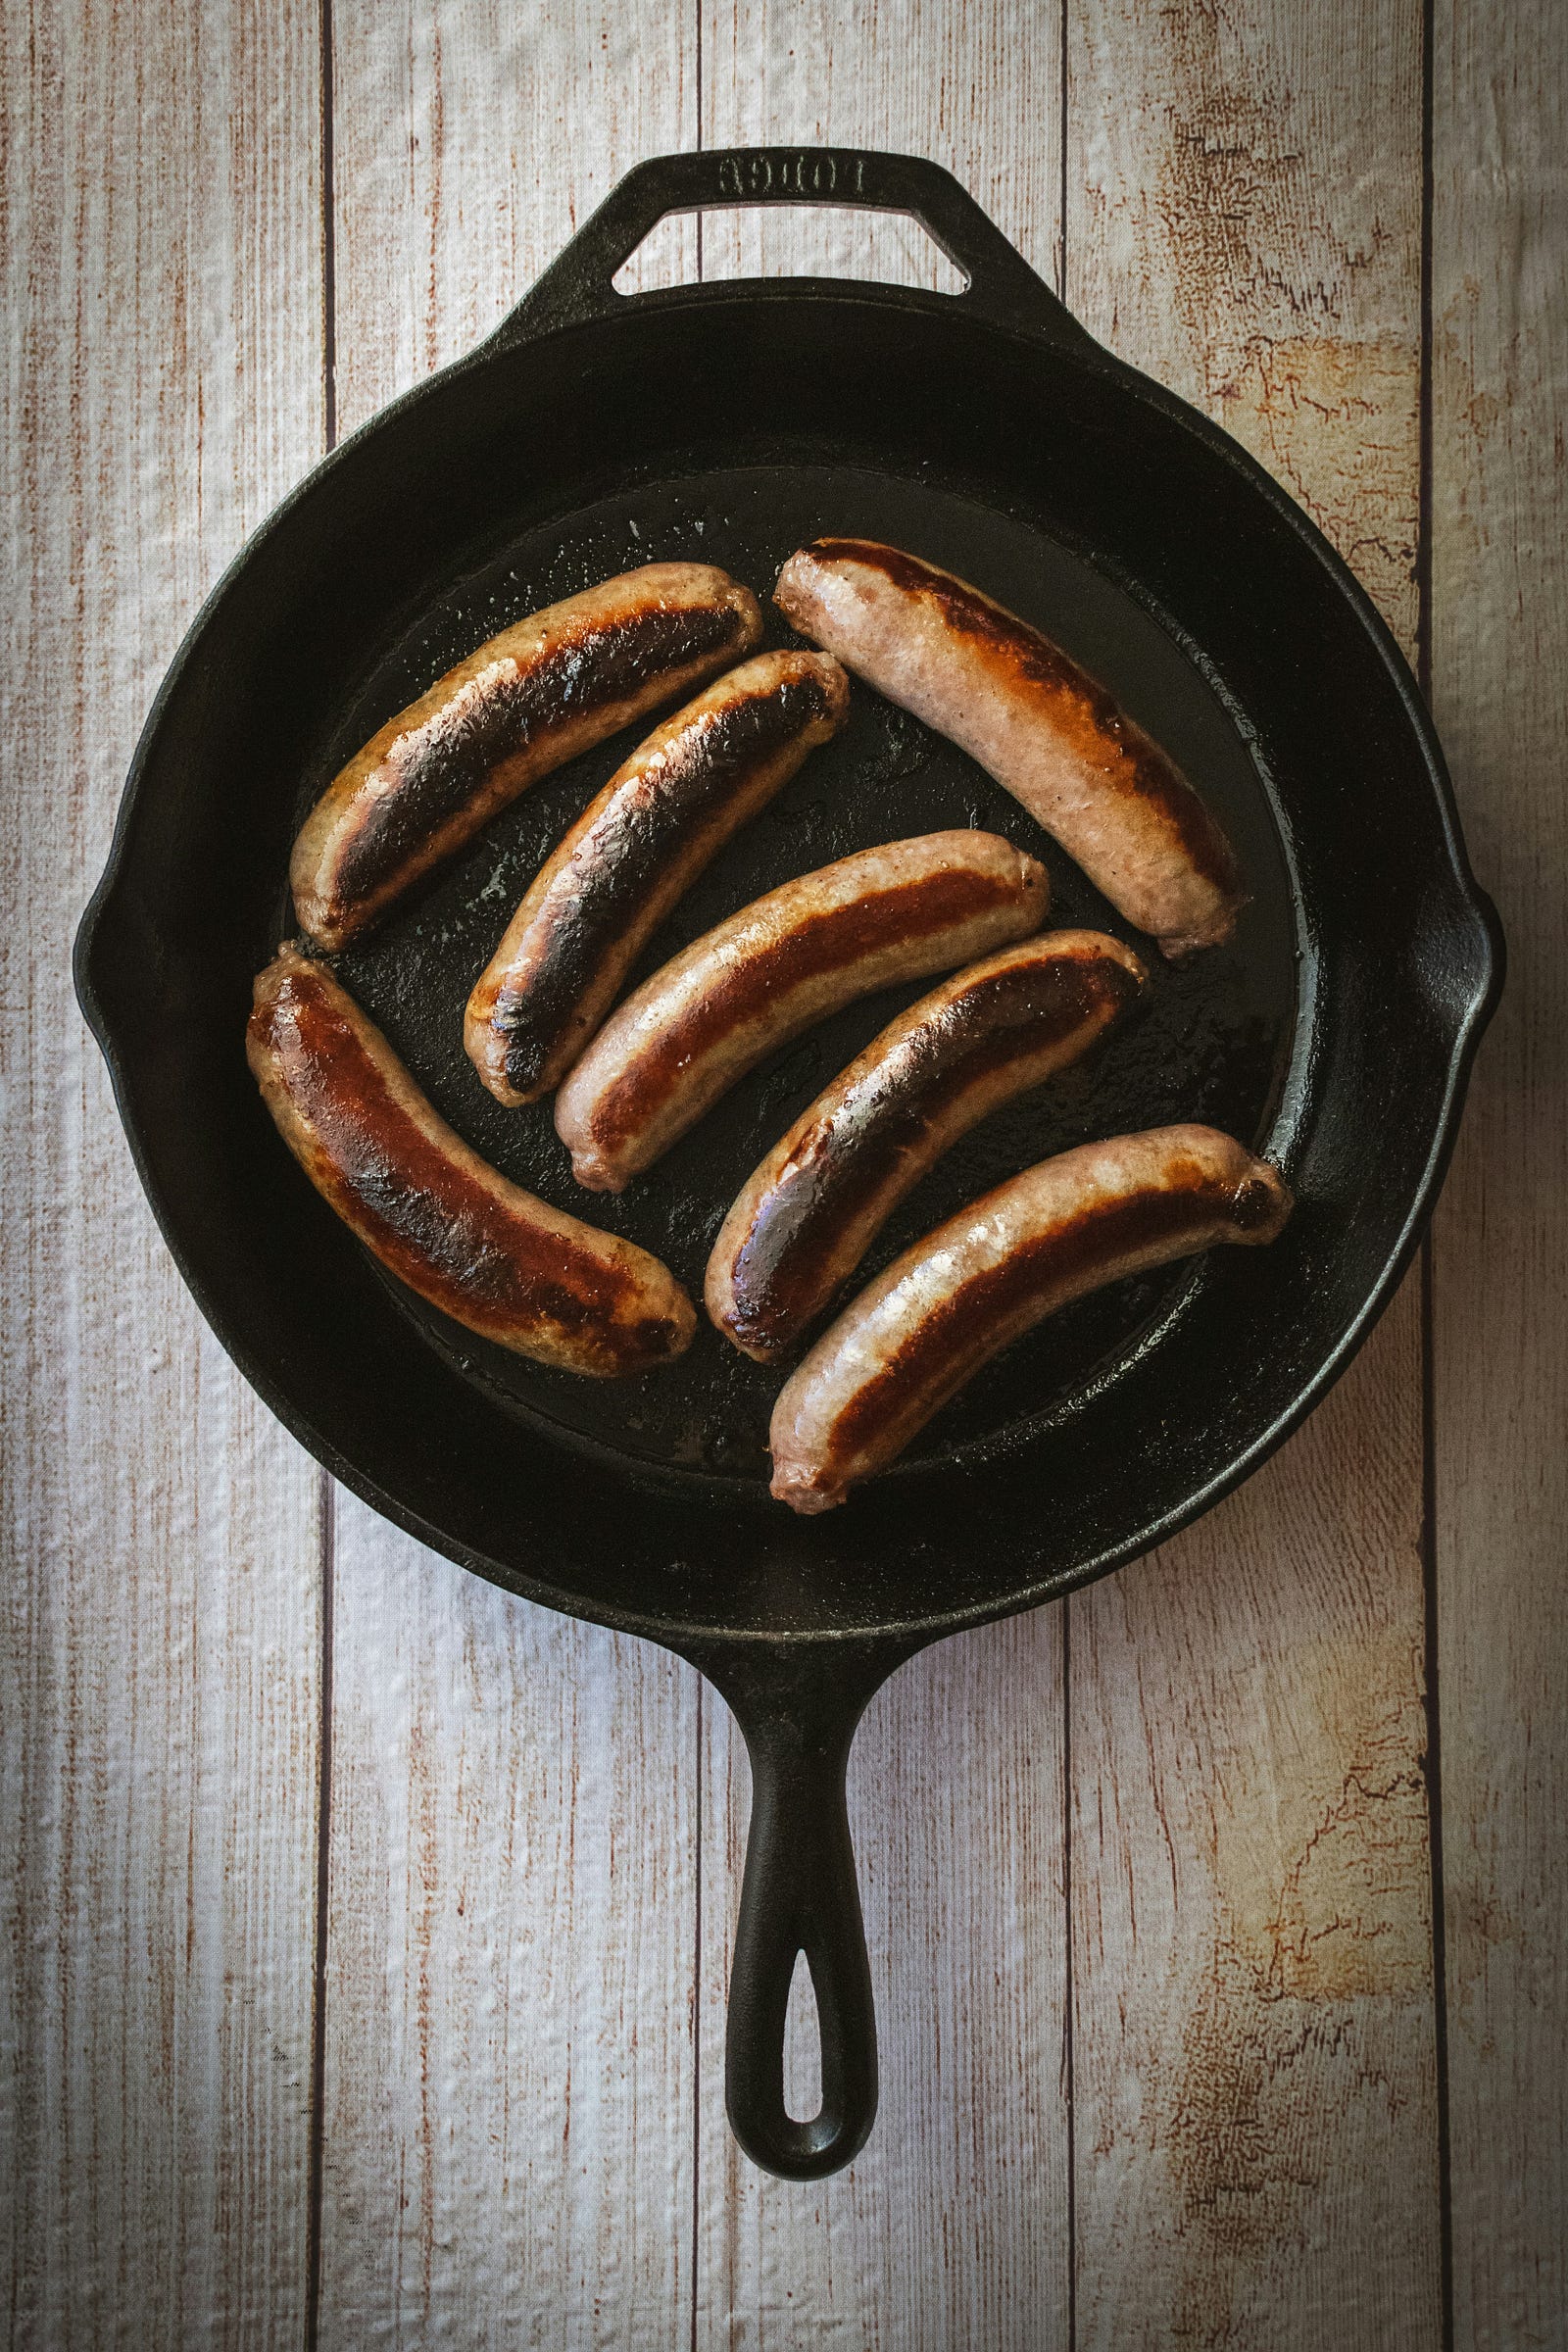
[707,929,1147,1362]
[291,563,761,950]
[769,1125,1291,1510]
[248,948,695,1375]
[465,650,849,1106]
[774,540,1241,957]
[555,831,1049,1193]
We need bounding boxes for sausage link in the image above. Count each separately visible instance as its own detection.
[774,539,1241,956]
[707,929,1146,1362]
[768,1126,1291,1511]
[554,831,1049,1193]
[247,947,695,1375]
[291,563,761,949]
[465,650,849,1106]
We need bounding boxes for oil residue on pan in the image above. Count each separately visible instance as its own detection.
[323,463,1298,1488]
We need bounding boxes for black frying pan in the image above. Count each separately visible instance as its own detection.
[75,149,1501,2180]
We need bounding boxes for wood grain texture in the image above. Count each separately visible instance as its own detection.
[695,11,1070,2342]
[316,1522,699,2346]
[1068,1451,1436,2348]
[1071,0,1423,647]
[701,0,1060,296]
[1430,2,1568,2342]
[330,0,696,426]
[0,0,325,2343]
[315,5,704,2341]
[1065,1,1442,2341]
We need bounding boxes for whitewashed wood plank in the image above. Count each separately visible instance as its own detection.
[1069,1427,1436,2348]
[1065,1,1441,2341]
[695,13,1070,2342]
[700,0,1059,298]
[316,5,703,2342]
[0,0,325,2342]
[317,1524,700,2347]
[1430,5,1568,2343]
[330,0,697,427]
[1070,0,1423,648]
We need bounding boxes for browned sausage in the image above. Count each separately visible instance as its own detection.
[291,563,762,950]
[768,1126,1291,1511]
[707,929,1147,1362]
[554,832,1050,1193]
[464,650,850,1106]
[247,947,695,1375]
[774,540,1242,957]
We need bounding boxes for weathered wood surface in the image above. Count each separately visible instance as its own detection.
[3,0,1563,2343]
[316,1525,700,2345]
[1430,2,1568,2343]
[0,0,325,2344]
[1065,3,1442,2342]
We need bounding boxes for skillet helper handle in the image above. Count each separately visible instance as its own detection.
[694,1640,912,2180]
[492,145,1098,351]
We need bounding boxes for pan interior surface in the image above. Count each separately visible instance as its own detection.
[322,464,1299,1490]
[81,291,1493,1642]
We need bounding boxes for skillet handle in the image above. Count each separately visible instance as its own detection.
[689,1638,915,2180]
[491,146,1097,352]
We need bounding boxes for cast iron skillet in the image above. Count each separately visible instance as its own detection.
[75,149,1501,2179]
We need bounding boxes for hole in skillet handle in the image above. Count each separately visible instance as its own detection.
[612,204,970,297]
[487,145,1104,353]
[784,1949,824,2122]
[690,1636,921,2180]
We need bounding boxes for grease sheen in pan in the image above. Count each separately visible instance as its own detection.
[310,464,1296,1485]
